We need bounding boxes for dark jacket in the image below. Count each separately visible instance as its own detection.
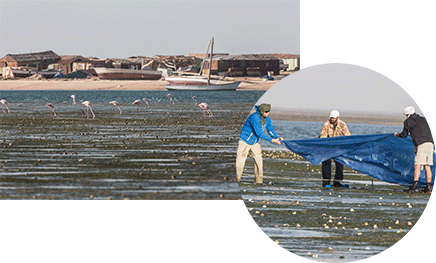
[239,105,278,145]
[397,113,434,146]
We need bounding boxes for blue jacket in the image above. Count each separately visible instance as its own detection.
[239,105,279,145]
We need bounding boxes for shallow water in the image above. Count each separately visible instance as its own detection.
[239,121,430,262]
[0,90,264,199]
[0,89,263,104]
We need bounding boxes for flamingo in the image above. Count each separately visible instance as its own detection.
[45,103,56,117]
[132,99,142,112]
[0,99,10,113]
[110,101,122,115]
[82,101,95,119]
[166,94,174,105]
[199,102,213,118]
[71,95,76,105]
[142,98,149,108]
[192,96,198,105]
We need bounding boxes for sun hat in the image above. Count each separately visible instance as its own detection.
[403,106,415,116]
[329,110,340,118]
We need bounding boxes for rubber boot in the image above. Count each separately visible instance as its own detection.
[423,182,432,194]
[406,181,420,193]
[333,180,349,188]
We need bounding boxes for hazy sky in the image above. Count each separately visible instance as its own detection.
[258,63,420,115]
[0,0,299,58]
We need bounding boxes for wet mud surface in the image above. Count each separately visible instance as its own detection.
[239,150,431,262]
[0,102,251,200]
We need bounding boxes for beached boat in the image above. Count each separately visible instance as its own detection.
[165,81,240,91]
[94,67,162,80]
[165,37,239,90]
[2,67,61,79]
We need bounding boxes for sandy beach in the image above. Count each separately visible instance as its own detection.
[0,74,290,91]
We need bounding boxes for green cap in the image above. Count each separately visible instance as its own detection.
[258,104,271,114]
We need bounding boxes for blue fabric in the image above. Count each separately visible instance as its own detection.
[239,105,279,145]
[282,133,435,187]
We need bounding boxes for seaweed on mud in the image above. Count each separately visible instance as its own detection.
[239,149,431,261]
[0,102,251,200]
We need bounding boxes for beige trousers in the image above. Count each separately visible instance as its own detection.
[236,140,263,184]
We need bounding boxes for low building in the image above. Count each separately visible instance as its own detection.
[0,50,61,71]
[272,54,300,71]
[49,55,90,74]
[201,54,280,77]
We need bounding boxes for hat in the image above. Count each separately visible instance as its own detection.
[403,106,415,116]
[329,110,340,118]
[258,104,271,114]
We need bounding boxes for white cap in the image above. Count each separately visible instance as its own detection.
[330,110,340,118]
[403,106,415,116]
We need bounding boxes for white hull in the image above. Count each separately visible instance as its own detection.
[165,82,240,91]
[165,76,221,85]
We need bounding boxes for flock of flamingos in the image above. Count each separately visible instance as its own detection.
[0,94,213,119]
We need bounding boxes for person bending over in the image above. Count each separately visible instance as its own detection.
[395,106,434,193]
[236,104,282,184]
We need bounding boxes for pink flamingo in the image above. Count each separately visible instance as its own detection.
[192,96,198,105]
[82,101,95,119]
[0,99,10,113]
[132,99,142,112]
[71,95,76,105]
[166,94,174,105]
[45,103,56,117]
[199,102,213,118]
[142,98,149,108]
[110,100,122,115]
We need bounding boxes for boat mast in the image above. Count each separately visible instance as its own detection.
[199,38,212,77]
[207,37,214,85]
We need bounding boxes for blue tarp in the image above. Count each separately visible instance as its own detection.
[282,133,435,187]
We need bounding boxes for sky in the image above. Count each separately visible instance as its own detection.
[258,63,421,115]
[0,0,300,58]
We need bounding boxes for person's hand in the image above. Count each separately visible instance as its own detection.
[272,138,281,145]
[394,132,399,137]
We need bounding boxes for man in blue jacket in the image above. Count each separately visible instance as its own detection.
[236,104,282,184]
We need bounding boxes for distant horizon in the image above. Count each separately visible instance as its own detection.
[271,106,421,117]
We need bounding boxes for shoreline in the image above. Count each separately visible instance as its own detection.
[0,73,292,91]
[270,109,404,125]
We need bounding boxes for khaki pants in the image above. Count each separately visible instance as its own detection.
[236,140,263,184]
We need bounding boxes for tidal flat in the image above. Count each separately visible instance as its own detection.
[240,150,430,262]
[0,102,253,200]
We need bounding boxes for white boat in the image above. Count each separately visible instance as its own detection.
[165,76,221,86]
[165,81,240,91]
[165,37,239,90]
[94,67,162,80]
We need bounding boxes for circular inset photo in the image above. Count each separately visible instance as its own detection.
[236,63,434,262]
